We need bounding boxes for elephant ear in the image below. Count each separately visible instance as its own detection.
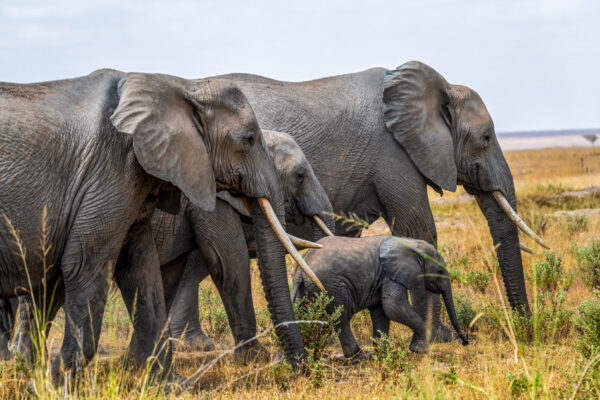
[379,237,425,290]
[111,73,216,211]
[383,61,457,192]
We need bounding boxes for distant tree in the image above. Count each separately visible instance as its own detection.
[583,134,597,146]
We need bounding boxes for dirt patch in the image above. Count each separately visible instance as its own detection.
[551,208,600,218]
[556,186,600,198]
[431,192,474,204]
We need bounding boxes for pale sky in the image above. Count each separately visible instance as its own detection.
[0,0,598,132]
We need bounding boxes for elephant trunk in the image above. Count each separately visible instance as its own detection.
[476,185,530,313]
[441,284,468,345]
[311,212,335,241]
[250,196,306,368]
[302,172,336,241]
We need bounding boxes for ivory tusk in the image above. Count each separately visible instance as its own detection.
[313,215,334,237]
[258,198,326,292]
[289,234,323,249]
[519,243,534,254]
[492,191,550,249]
[240,196,252,215]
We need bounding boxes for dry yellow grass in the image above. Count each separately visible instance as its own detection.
[2,146,600,399]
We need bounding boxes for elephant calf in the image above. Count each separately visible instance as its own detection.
[292,236,468,360]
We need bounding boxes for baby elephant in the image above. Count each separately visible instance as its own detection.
[292,235,468,360]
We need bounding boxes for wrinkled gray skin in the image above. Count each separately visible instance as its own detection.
[4,130,334,365]
[0,70,306,380]
[218,61,529,341]
[154,129,335,358]
[293,236,469,361]
[0,299,17,361]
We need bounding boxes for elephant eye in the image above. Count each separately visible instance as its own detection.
[484,133,491,142]
[296,171,305,184]
[243,131,255,146]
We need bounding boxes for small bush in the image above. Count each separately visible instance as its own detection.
[454,294,478,331]
[528,251,573,293]
[508,370,542,398]
[197,286,230,338]
[513,290,573,343]
[575,290,600,358]
[576,239,600,290]
[293,291,343,360]
[371,332,410,373]
[566,214,588,234]
[464,271,490,293]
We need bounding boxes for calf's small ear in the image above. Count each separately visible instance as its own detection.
[379,237,424,289]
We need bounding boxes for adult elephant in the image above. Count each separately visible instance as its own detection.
[10,130,334,363]
[0,70,314,380]
[157,129,335,357]
[217,61,547,337]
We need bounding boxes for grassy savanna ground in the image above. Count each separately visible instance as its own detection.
[2,146,600,399]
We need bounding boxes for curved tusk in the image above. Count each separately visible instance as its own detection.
[258,198,326,292]
[519,243,534,254]
[313,215,334,237]
[492,191,550,249]
[289,234,323,249]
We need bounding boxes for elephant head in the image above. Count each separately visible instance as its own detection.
[380,237,468,345]
[263,130,335,241]
[383,61,547,312]
[110,73,321,367]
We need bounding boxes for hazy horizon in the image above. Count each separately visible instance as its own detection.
[1,0,599,132]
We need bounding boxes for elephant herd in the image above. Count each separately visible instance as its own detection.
[0,61,547,384]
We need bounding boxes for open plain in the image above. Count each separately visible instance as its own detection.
[1,146,600,399]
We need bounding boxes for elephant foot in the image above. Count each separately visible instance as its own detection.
[176,330,215,352]
[408,335,428,353]
[429,322,455,343]
[233,341,270,364]
[344,349,372,365]
[0,344,12,361]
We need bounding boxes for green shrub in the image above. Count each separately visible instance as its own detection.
[576,239,600,290]
[513,290,573,343]
[197,286,230,338]
[508,370,542,398]
[371,332,410,373]
[566,214,588,234]
[528,251,573,293]
[454,294,478,331]
[575,290,600,358]
[293,291,343,360]
[464,271,490,293]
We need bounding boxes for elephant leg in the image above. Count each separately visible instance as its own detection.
[165,251,214,351]
[381,281,427,353]
[187,203,268,362]
[337,314,368,362]
[369,303,390,341]
[15,279,65,362]
[0,298,17,361]
[51,252,111,383]
[115,223,173,379]
[409,286,453,343]
[376,180,453,343]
